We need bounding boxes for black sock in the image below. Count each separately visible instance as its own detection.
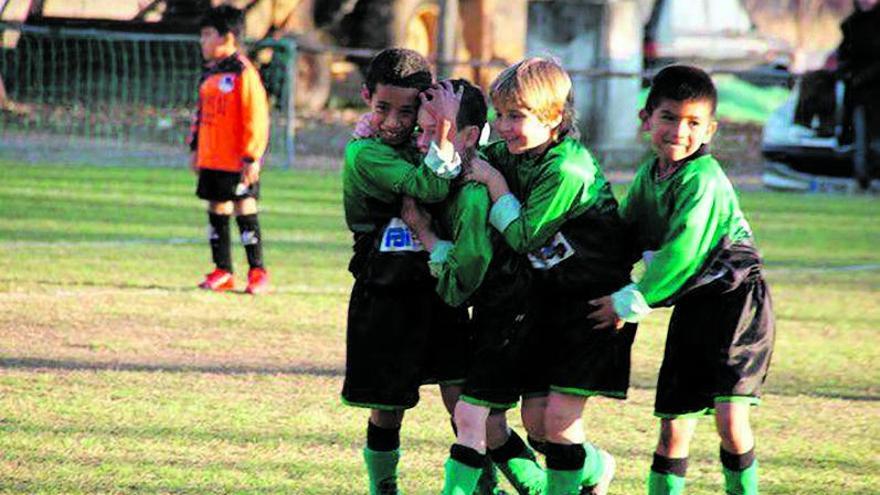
[236,214,263,269]
[208,212,232,271]
[544,442,586,471]
[450,444,486,469]
[366,421,400,452]
[651,453,689,477]
[527,435,548,456]
[489,429,535,463]
[720,446,756,472]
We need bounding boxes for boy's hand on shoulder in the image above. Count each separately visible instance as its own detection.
[242,160,260,185]
[587,296,624,331]
[464,157,499,185]
[352,112,376,139]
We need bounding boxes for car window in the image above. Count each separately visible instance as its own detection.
[658,0,753,36]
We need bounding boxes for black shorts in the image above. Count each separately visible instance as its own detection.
[460,296,537,410]
[196,168,261,201]
[535,291,637,399]
[654,274,775,418]
[341,278,469,410]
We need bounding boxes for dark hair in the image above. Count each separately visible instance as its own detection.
[364,48,433,95]
[447,79,488,130]
[644,65,717,115]
[199,5,245,40]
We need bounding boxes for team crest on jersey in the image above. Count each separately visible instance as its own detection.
[218,75,235,93]
[528,232,574,270]
[379,217,425,253]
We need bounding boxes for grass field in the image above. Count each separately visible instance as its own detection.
[0,162,878,494]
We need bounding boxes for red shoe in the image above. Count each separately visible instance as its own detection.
[245,267,270,295]
[198,268,234,291]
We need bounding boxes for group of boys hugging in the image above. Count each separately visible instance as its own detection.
[185,6,775,494]
[340,47,775,495]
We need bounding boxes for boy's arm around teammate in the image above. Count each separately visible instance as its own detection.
[605,156,752,323]
[476,140,610,254]
[403,182,494,308]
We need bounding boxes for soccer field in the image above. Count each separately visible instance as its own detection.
[0,162,878,494]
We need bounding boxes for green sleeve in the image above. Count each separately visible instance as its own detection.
[636,171,725,306]
[433,185,494,307]
[351,140,451,202]
[495,162,589,254]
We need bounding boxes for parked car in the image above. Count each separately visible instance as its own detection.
[761,61,879,191]
[643,0,791,85]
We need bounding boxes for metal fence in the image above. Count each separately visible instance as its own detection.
[0,22,296,168]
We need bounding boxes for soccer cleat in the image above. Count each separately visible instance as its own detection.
[198,268,234,291]
[581,450,615,495]
[245,267,270,295]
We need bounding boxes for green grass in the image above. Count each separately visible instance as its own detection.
[0,162,878,494]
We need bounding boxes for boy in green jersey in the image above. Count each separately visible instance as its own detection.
[341,48,470,495]
[589,65,775,495]
[466,57,637,495]
[402,79,546,495]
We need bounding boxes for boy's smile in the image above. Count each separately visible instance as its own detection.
[492,102,555,155]
[366,83,420,146]
[642,99,717,167]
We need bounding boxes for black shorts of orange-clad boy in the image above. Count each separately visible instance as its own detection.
[654,268,774,418]
[196,168,261,201]
[536,286,637,399]
[342,278,470,410]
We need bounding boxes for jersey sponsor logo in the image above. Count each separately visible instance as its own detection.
[379,217,425,253]
[528,232,574,270]
[218,75,235,93]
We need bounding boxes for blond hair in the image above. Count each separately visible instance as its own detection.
[489,57,577,140]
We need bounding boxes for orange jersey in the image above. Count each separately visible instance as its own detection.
[190,53,269,172]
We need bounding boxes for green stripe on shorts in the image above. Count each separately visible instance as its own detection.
[460,394,518,410]
[654,407,714,419]
[341,396,412,411]
[550,385,627,399]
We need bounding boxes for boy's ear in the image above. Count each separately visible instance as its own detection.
[360,85,372,106]
[461,125,480,148]
[704,119,719,143]
[638,109,650,132]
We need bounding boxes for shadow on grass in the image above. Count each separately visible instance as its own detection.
[0,419,439,451]
[0,357,343,377]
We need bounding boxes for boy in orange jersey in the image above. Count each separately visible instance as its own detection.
[189,5,270,294]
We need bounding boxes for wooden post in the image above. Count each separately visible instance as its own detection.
[437,0,459,79]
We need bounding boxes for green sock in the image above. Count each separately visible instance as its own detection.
[648,470,686,495]
[363,447,400,495]
[723,460,759,495]
[490,432,546,495]
[442,457,484,495]
[546,468,583,495]
[474,456,503,495]
[580,442,606,487]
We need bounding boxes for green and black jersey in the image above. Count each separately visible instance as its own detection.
[343,138,452,233]
[482,137,632,293]
[342,138,456,286]
[427,181,493,307]
[613,150,754,321]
